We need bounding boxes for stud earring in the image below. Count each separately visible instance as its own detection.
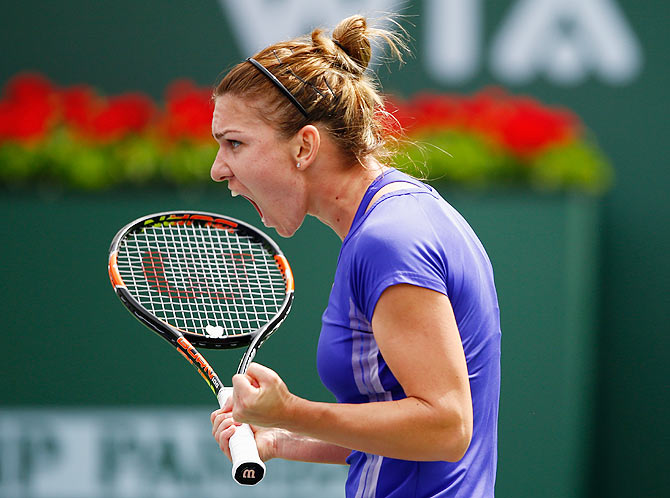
[296,162,301,168]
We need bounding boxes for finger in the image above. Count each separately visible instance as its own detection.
[212,414,240,444]
[210,408,226,423]
[211,411,223,434]
[215,424,236,460]
[245,362,279,386]
[221,395,233,412]
[232,373,257,402]
[211,412,235,436]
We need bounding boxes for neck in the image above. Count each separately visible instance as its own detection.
[306,157,387,240]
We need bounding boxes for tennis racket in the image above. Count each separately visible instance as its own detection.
[107,210,294,486]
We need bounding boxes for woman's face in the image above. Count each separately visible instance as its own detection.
[210,94,307,237]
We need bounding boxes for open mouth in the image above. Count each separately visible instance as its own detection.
[242,195,264,221]
[230,189,265,222]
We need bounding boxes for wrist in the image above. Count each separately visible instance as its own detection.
[279,392,305,432]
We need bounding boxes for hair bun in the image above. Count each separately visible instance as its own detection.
[331,15,372,71]
[331,38,348,54]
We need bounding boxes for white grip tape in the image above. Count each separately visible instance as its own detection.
[217,388,266,485]
[230,425,266,481]
[217,387,234,409]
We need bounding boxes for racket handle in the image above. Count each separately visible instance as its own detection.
[217,388,266,485]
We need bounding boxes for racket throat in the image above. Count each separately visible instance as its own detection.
[236,332,264,374]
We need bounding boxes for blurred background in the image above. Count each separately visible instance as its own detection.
[1,1,668,497]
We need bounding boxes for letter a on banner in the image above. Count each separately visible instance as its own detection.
[491,0,642,85]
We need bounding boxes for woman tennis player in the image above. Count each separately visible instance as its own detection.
[209,15,501,497]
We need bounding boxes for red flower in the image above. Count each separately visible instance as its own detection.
[59,85,100,132]
[391,88,580,158]
[412,93,465,132]
[384,93,465,134]
[161,80,214,142]
[88,93,156,142]
[460,88,509,135]
[4,72,55,103]
[497,96,578,157]
[0,73,59,142]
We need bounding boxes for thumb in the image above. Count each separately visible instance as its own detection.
[231,372,257,401]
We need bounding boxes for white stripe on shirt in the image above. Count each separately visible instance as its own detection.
[349,299,392,498]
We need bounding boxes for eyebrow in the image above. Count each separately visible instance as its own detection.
[213,130,242,140]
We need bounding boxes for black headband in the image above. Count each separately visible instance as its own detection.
[332,39,347,54]
[246,57,309,118]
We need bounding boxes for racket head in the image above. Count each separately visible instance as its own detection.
[108,211,294,349]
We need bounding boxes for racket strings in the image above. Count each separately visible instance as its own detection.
[116,224,286,337]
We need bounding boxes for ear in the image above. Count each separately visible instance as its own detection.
[293,125,320,170]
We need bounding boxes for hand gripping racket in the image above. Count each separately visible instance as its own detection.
[108,211,294,485]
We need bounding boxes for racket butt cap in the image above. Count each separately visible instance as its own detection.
[234,462,265,485]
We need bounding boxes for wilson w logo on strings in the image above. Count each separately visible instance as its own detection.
[142,250,254,300]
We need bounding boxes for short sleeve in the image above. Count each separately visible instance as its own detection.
[349,209,449,323]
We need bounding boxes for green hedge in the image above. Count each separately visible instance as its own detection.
[0,74,612,193]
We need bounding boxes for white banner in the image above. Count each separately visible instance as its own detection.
[218,0,643,86]
[0,409,347,498]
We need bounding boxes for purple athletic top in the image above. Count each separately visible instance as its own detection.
[317,169,500,497]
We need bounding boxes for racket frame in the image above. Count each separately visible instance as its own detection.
[108,210,294,485]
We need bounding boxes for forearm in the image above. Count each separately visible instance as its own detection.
[274,428,351,464]
[279,394,470,462]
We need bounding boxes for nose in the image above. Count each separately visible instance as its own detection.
[210,147,232,182]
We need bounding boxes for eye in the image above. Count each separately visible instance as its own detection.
[228,139,242,149]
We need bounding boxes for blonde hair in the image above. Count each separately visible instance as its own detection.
[214,15,407,163]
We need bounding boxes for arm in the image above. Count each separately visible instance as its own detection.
[230,284,473,462]
[210,410,351,464]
